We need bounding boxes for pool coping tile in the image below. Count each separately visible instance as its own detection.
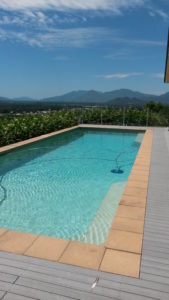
[106,229,143,254]
[100,249,141,278]
[129,173,149,182]
[125,180,148,189]
[59,241,105,270]
[24,236,70,261]
[0,125,153,278]
[0,230,38,254]
[116,205,146,220]
[120,195,146,208]
[123,186,148,198]
[0,228,8,237]
[111,217,144,234]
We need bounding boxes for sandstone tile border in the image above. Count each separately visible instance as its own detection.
[0,126,153,278]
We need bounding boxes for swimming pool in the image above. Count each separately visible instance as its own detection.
[0,128,144,245]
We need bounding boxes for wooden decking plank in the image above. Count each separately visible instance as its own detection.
[142,256,169,266]
[142,261,169,271]
[0,252,99,277]
[0,272,18,284]
[120,285,168,300]
[16,277,115,300]
[142,245,169,255]
[140,272,169,285]
[92,285,120,299]
[145,218,169,223]
[0,257,95,285]
[144,230,169,240]
[143,233,169,241]
[141,266,169,278]
[0,281,80,300]
[0,291,6,299]
[99,277,169,294]
[97,278,169,299]
[120,291,160,300]
[0,264,94,293]
[142,249,169,260]
[143,240,169,249]
[2,293,37,300]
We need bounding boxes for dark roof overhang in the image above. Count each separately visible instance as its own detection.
[164,30,169,83]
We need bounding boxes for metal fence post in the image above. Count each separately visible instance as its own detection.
[123,107,125,126]
[81,108,83,124]
[146,108,149,127]
[101,109,103,125]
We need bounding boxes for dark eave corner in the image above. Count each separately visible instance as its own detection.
[164,29,169,83]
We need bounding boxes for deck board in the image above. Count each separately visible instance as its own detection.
[0,127,169,299]
[2,294,37,300]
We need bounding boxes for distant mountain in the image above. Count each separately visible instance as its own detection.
[108,97,147,107]
[104,89,156,101]
[42,90,87,103]
[157,92,169,104]
[13,97,36,101]
[0,96,10,101]
[42,89,157,104]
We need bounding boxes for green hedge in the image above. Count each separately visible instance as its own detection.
[0,110,79,146]
[0,107,168,147]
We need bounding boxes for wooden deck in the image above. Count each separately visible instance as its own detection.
[0,127,169,300]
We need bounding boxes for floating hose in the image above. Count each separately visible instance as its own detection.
[0,175,7,205]
[26,154,135,167]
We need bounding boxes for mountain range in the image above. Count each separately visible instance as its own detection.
[42,89,158,104]
[0,89,169,113]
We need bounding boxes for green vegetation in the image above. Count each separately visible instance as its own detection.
[0,110,78,147]
[0,102,169,147]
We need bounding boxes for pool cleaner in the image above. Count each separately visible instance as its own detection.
[111,152,124,174]
[111,167,124,174]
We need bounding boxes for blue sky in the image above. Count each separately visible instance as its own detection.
[0,0,169,98]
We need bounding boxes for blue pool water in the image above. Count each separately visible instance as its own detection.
[0,128,144,244]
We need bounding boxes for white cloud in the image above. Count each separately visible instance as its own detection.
[36,11,46,24]
[127,39,165,47]
[0,27,110,48]
[156,9,168,21]
[0,1,164,50]
[97,72,143,79]
[0,0,146,30]
[104,50,156,61]
[96,72,165,80]
[0,24,164,49]
[152,73,164,79]
[149,11,155,17]
[149,8,168,21]
[0,15,24,25]
[0,11,87,28]
[104,50,148,60]
[104,37,165,47]
[0,12,45,26]
[104,51,130,60]
[0,0,145,12]
[53,14,86,24]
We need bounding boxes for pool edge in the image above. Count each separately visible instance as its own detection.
[0,125,79,155]
[0,125,153,278]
